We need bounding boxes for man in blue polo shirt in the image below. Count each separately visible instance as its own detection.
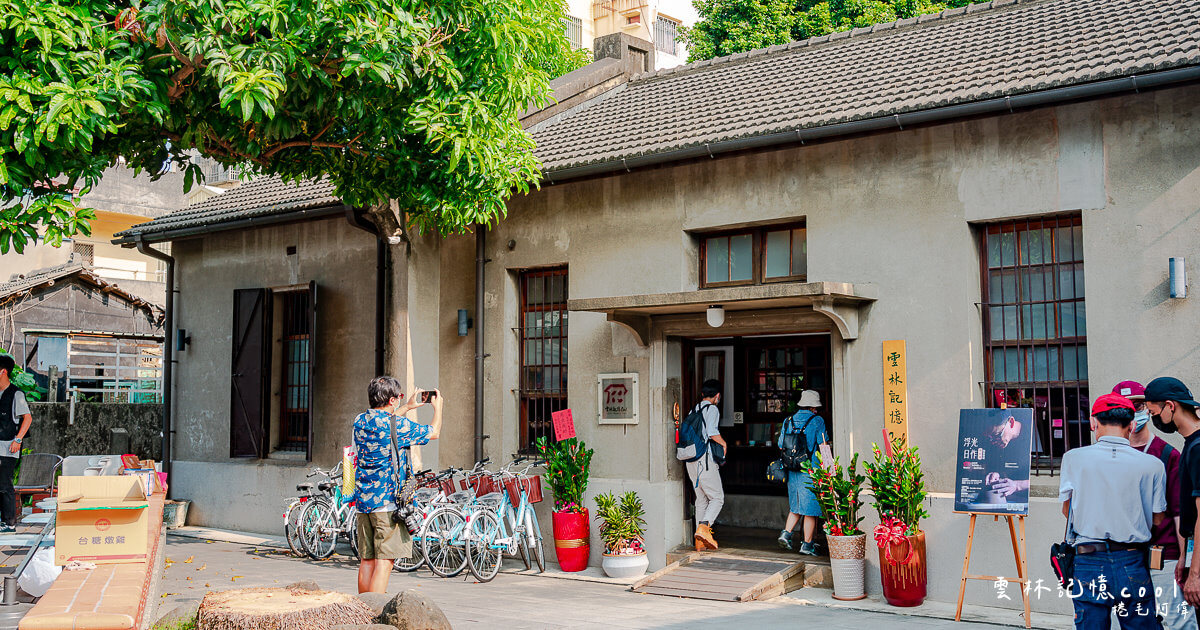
[1060,393,1166,629]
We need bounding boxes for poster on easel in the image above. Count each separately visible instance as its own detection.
[953,408,1034,515]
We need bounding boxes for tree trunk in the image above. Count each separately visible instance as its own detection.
[198,587,374,630]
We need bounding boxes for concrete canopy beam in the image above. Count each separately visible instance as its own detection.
[812,296,860,340]
[608,312,651,347]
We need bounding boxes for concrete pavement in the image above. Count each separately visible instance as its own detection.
[155,535,1019,629]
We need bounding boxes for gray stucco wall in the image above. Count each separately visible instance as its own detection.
[167,217,378,533]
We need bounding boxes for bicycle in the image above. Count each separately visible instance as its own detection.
[283,466,336,557]
[298,463,359,559]
[464,460,547,582]
[416,459,493,578]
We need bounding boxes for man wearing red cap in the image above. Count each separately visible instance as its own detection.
[1060,393,1166,629]
[1119,381,1189,630]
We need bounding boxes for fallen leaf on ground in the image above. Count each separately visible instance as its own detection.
[197,564,205,571]
[231,576,243,581]
[160,593,176,598]
[204,583,210,587]
[184,556,194,563]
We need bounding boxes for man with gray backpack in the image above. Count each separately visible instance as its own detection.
[676,379,727,550]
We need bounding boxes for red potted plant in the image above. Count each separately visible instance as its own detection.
[865,437,929,607]
[535,437,594,572]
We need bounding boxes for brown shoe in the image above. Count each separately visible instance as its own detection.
[694,523,718,550]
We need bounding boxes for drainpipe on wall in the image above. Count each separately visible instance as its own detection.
[134,235,174,491]
[345,208,386,377]
[474,226,488,464]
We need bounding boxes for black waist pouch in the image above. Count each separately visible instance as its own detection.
[1050,540,1075,587]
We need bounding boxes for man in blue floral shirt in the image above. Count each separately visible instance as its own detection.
[353,376,442,593]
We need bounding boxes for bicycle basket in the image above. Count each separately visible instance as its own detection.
[477,493,504,510]
[471,475,498,498]
[413,488,438,503]
[448,490,474,504]
[439,478,457,496]
[504,475,544,505]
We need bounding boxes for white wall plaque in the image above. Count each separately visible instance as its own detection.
[597,372,639,425]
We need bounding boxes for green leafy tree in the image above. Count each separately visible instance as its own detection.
[683,0,798,62]
[0,351,45,401]
[686,0,987,62]
[0,0,581,252]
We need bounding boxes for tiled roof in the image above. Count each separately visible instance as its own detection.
[118,0,1200,239]
[530,0,1200,172]
[113,176,341,240]
[0,260,165,322]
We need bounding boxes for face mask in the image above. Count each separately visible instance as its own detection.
[1152,405,1178,434]
[1133,410,1150,433]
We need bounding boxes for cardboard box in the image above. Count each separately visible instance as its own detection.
[55,476,150,566]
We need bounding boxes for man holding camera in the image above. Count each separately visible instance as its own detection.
[353,377,442,593]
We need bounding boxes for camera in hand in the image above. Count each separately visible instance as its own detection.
[419,390,438,403]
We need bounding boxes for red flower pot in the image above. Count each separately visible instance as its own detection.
[877,531,927,606]
[552,508,590,572]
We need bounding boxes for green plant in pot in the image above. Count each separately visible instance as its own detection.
[866,436,930,607]
[535,436,594,572]
[594,490,650,578]
[803,453,868,600]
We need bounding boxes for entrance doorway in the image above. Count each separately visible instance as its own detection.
[685,334,833,496]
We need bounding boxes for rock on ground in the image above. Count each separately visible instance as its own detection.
[356,592,392,617]
[286,580,321,591]
[378,590,452,630]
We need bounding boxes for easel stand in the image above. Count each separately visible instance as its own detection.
[955,513,1031,628]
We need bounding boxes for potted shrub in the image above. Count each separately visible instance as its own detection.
[535,437,594,572]
[866,437,930,607]
[594,491,649,579]
[803,453,867,600]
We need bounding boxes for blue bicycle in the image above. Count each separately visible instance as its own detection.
[465,461,546,582]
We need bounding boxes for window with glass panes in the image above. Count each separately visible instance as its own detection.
[518,268,568,452]
[700,224,806,287]
[981,216,1087,473]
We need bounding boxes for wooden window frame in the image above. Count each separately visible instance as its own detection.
[698,222,806,288]
[518,267,569,453]
[980,214,1086,474]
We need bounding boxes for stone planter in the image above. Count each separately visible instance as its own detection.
[877,530,927,607]
[601,552,649,579]
[827,533,867,601]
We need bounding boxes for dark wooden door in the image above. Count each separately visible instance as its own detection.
[230,288,272,458]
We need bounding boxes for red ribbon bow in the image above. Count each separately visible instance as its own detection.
[873,516,916,565]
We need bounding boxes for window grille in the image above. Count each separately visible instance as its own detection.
[518,268,568,452]
[563,15,583,50]
[654,16,678,55]
[981,215,1088,474]
[278,289,312,452]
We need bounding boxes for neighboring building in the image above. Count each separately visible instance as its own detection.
[0,261,165,401]
[116,0,1200,617]
[565,0,696,68]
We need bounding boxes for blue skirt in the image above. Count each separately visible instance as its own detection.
[786,470,821,516]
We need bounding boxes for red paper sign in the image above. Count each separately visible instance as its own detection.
[552,409,576,441]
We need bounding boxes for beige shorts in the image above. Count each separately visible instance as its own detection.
[356,512,413,560]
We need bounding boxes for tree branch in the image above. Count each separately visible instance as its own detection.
[261,131,366,159]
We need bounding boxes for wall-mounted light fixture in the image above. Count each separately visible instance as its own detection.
[1171,257,1188,299]
[176,329,192,352]
[458,309,473,336]
[706,305,725,328]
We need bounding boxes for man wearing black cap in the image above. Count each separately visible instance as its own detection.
[1145,376,1200,621]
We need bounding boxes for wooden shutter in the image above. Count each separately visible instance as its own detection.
[305,281,317,461]
[230,288,272,458]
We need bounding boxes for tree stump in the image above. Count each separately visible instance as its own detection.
[198,587,374,630]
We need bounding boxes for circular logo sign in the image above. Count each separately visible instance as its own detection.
[95,518,111,531]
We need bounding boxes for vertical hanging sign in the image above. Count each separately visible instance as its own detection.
[883,340,909,447]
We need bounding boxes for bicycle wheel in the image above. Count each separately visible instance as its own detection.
[284,499,306,557]
[394,543,427,572]
[525,507,546,573]
[466,511,503,583]
[299,499,338,560]
[421,507,468,578]
[345,511,359,559]
[507,503,530,570]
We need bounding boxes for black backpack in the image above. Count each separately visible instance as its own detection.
[779,411,814,472]
[675,402,713,463]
